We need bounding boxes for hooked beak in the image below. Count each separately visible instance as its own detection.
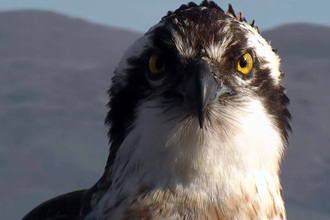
[186,62,219,129]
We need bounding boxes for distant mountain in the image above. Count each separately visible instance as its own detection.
[262,23,330,58]
[0,10,329,220]
[262,23,330,215]
[0,10,142,220]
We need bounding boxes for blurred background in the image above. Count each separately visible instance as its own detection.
[0,1,329,219]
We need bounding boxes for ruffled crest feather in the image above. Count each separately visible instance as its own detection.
[162,1,260,34]
[161,1,277,51]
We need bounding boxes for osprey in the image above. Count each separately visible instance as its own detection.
[23,1,291,220]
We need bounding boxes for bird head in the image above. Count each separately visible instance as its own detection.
[105,1,291,186]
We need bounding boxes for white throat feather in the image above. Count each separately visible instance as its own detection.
[98,97,286,219]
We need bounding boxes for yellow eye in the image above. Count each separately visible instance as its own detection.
[149,55,165,74]
[237,53,253,74]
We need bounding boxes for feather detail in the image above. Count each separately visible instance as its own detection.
[203,204,230,220]
[226,4,236,18]
[105,174,286,220]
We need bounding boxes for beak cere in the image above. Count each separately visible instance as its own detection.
[186,63,219,129]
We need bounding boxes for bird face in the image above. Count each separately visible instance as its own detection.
[136,15,262,129]
[107,5,290,153]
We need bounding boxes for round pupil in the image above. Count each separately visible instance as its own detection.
[239,57,247,68]
[155,57,164,70]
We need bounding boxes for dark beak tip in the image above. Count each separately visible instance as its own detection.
[198,111,205,129]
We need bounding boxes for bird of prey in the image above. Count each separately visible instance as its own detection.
[23,1,291,220]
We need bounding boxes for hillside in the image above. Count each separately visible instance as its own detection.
[0,10,329,219]
[0,10,142,220]
[262,23,330,215]
[262,23,330,58]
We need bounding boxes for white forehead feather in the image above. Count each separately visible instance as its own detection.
[239,21,282,84]
[171,31,197,58]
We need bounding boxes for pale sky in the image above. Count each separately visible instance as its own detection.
[1,0,329,32]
